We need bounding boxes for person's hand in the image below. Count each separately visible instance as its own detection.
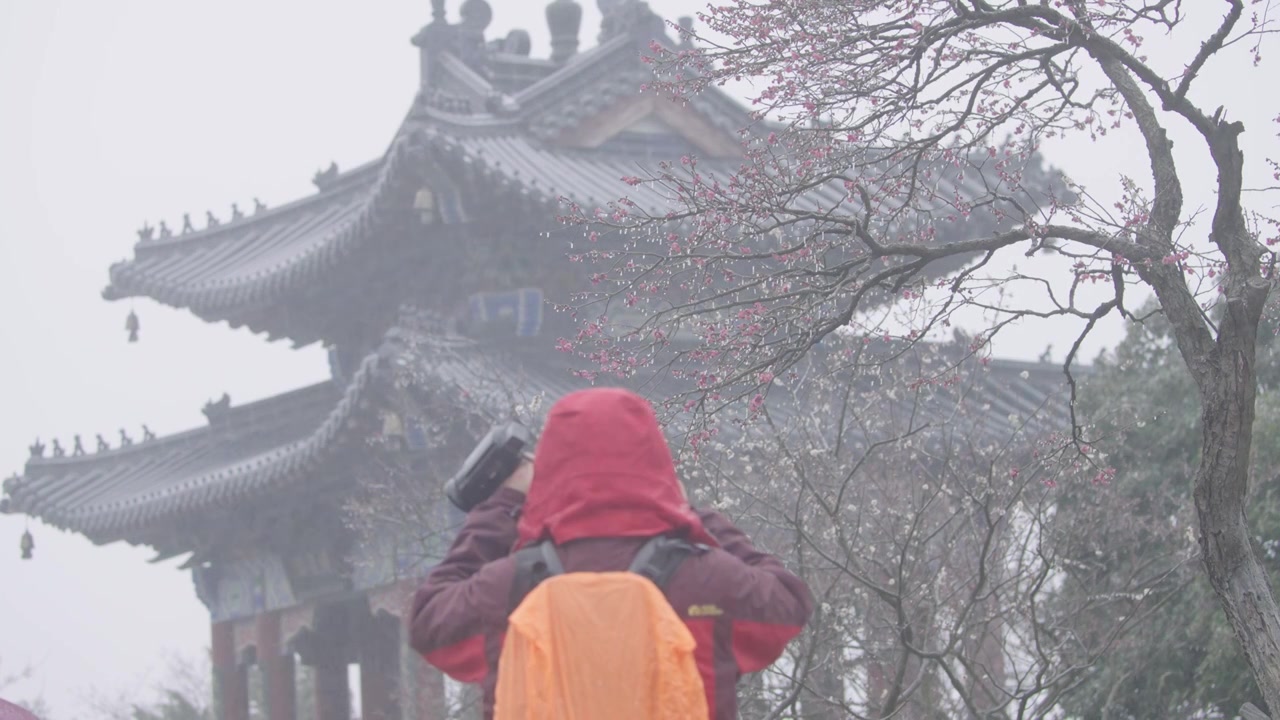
[501,459,534,495]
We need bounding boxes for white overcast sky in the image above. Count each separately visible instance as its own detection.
[0,1,1273,717]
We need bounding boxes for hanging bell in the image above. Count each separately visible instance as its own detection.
[126,310,140,343]
[20,529,33,560]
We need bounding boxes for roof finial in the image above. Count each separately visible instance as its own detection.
[596,0,664,43]
[431,0,446,23]
[547,0,582,63]
[459,0,492,31]
[502,29,532,57]
[677,16,694,47]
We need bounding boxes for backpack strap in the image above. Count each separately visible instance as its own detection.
[507,536,706,614]
[508,541,565,615]
[627,536,705,592]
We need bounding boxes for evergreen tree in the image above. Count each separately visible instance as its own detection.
[1062,307,1280,718]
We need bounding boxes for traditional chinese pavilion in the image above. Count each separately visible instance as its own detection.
[2,1,1073,719]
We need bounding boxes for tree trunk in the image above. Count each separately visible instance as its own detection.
[1194,287,1280,715]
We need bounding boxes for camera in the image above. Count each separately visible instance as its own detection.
[445,421,535,512]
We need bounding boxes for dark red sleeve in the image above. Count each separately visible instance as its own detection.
[408,488,523,682]
[696,507,815,673]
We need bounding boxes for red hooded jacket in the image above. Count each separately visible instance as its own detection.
[409,388,813,719]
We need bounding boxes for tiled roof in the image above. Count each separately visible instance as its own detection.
[510,35,748,145]
[2,309,1077,545]
[427,126,688,213]
[381,323,586,416]
[420,122,1035,262]
[385,309,1079,453]
[103,109,1039,338]
[1,353,381,543]
[0,325,576,544]
[99,16,1063,344]
[102,130,427,321]
[96,19,751,339]
[645,347,1077,456]
[842,355,1073,447]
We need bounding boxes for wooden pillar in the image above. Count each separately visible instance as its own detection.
[369,579,445,720]
[361,615,402,720]
[314,660,350,720]
[257,612,297,720]
[212,620,250,720]
[303,602,353,720]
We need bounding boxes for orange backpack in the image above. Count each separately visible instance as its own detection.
[493,537,710,720]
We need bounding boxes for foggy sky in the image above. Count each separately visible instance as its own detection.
[0,1,1272,717]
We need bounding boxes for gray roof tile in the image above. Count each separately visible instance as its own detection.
[3,312,1075,545]
[2,352,381,542]
[102,132,426,316]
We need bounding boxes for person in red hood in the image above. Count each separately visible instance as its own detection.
[408,387,814,719]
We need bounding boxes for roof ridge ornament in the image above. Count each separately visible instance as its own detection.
[414,0,493,89]
[454,0,492,70]
[677,16,694,48]
[499,29,532,57]
[459,0,491,31]
[203,393,232,424]
[547,0,582,63]
[597,0,666,45]
[313,162,340,192]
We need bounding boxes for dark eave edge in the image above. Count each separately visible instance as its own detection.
[2,352,381,541]
[101,130,429,314]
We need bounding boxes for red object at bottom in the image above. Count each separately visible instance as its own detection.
[0,699,42,720]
